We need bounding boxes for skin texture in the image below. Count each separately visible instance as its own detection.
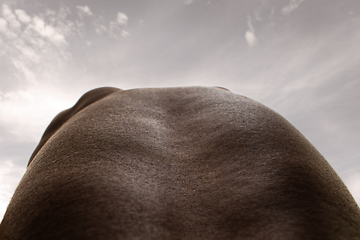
[1,86,360,240]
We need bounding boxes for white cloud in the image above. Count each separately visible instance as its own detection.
[0,17,17,39]
[344,172,360,205]
[0,4,73,86]
[29,16,66,45]
[94,12,130,39]
[76,6,93,17]
[245,31,258,47]
[0,17,8,32]
[121,30,129,37]
[2,4,21,30]
[1,5,68,46]
[95,23,107,34]
[0,3,131,90]
[109,21,121,37]
[15,9,31,23]
[108,21,130,39]
[0,86,74,142]
[245,17,258,47]
[254,9,262,21]
[0,160,26,221]
[0,5,21,39]
[184,0,195,5]
[270,7,275,19]
[11,59,37,84]
[92,11,130,38]
[117,12,128,26]
[282,0,305,16]
[57,6,71,21]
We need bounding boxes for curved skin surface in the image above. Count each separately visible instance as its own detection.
[1,86,360,239]
[28,87,120,166]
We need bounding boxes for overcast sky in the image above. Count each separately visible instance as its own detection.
[0,0,359,220]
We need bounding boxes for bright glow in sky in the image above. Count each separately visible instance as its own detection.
[1,0,360,221]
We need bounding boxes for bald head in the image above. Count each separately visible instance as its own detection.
[1,86,360,239]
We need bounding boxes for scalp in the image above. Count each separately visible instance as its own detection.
[1,86,360,239]
[27,87,120,166]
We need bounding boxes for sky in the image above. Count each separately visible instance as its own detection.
[0,0,359,220]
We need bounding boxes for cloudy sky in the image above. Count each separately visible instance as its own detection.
[0,0,359,220]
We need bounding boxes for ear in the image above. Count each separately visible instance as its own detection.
[214,86,230,91]
[28,87,121,166]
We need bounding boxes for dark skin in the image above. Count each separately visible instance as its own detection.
[1,86,360,239]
